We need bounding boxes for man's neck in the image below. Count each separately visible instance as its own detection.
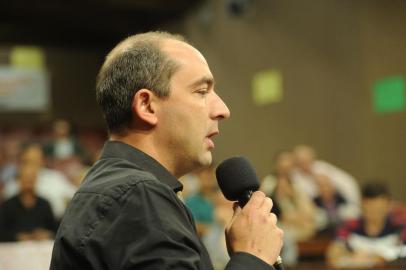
[110,133,183,178]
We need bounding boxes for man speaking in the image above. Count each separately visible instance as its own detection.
[50,32,283,269]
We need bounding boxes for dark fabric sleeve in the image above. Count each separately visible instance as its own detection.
[226,252,275,270]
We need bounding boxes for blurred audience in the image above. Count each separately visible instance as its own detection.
[313,173,349,234]
[3,142,77,220]
[1,126,405,268]
[44,119,86,161]
[292,145,360,219]
[0,139,22,194]
[327,181,406,268]
[202,189,233,270]
[44,119,91,186]
[185,165,217,237]
[183,165,234,269]
[262,150,317,240]
[261,150,317,266]
[0,164,57,242]
[261,150,294,196]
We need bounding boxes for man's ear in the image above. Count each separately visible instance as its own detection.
[132,89,158,126]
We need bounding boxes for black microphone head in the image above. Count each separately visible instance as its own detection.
[216,156,260,202]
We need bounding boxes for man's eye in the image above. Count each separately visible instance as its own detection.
[196,89,209,96]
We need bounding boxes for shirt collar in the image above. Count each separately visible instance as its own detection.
[99,140,183,193]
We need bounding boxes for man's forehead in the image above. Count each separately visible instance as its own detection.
[162,39,214,86]
[162,39,206,64]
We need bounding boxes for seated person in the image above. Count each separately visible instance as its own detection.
[261,150,294,194]
[262,150,316,241]
[291,145,360,219]
[0,165,57,242]
[262,150,316,266]
[313,173,348,234]
[327,181,406,268]
[202,188,234,270]
[44,119,86,161]
[3,142,77,220]
[185,165,216,237]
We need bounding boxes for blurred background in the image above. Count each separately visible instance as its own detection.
[0,0,405,269]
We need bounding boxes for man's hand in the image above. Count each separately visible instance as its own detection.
[225,191,284,265]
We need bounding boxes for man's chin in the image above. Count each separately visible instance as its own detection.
[199,152,213,167]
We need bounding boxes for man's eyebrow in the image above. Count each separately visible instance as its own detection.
[189,76,215,88]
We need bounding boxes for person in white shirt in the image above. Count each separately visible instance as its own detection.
[291,145,360,219]
[3,143,77,220]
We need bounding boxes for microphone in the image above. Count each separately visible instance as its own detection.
[216,156,284,270]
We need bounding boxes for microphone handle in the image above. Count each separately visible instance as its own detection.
[238,190,284,270]
[238,190,253,207]
[274,257,284,270]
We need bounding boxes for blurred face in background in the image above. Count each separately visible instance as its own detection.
[362,196,390,224]
[53,119,71,139]
[20,144,44,169]
[274,151,294,176]
[294,145,315,174]
[17,165,38,195]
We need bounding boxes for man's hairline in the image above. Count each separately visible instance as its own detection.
[101,36,185,81]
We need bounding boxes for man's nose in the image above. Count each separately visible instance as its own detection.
[210,92,230,120]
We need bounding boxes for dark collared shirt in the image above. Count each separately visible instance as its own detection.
[50,141,273,270]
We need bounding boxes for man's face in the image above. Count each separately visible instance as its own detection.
[155,40,230,176]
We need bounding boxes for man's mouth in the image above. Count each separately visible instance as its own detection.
[205,131,219,149]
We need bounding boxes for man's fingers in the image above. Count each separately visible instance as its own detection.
[268,212,278,225]
[259,197,273,214]
[244,191,266,210]
[244,192,275,217]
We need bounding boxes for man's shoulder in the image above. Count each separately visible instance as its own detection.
[55,157,176,253]
[77,156,161,200]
